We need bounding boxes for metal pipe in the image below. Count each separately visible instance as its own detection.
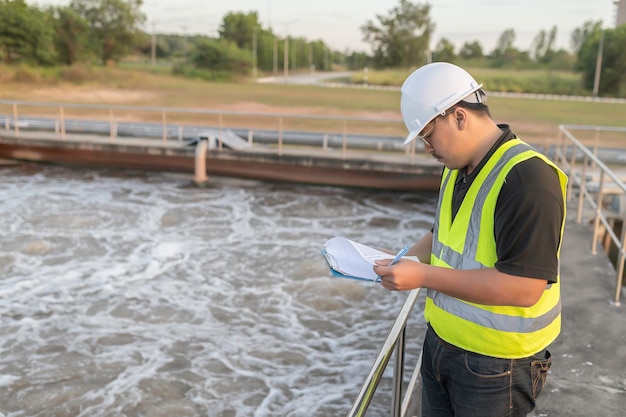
[391,327,405,417]
[193,138,209,186]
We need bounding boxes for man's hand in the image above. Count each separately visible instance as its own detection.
[374,258,424,291]
[374,259,548,307]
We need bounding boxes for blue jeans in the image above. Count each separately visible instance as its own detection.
[421,325,552,417]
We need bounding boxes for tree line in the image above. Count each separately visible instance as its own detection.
[1,0,625,96]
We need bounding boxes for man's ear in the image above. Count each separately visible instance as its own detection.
[454,108,467,130]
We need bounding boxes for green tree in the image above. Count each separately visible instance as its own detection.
[433,37,455,62]
[0,0,55,65]
[190,38,252,74]
[360,0,434,68]
[546,49,575,71]
[309,39,330,72]
[459,40,483,59]
[492,28,516,56]
[577,25,626,97]
[219,12,287,73]
[490,28,522,67]
[571,20,602,54]
[219,11,260,50]
[346,50,370,70]
[48,6,90,65]
[531,26,557,63]
[70,0,145,65]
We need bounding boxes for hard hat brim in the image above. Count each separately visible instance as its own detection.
[403,130,420,146]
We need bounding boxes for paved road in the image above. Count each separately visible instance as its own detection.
[256,71,353,85]
[257,71,626,104]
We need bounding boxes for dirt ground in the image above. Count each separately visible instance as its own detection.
[3,84,605,150]
[31,87,158,104]
[28,86,400,119]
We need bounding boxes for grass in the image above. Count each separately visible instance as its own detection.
[350,66,588,95]
[0,64,624,147]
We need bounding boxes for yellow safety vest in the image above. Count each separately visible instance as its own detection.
[425,138,567,359]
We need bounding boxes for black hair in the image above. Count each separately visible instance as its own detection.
[455,100,491,118]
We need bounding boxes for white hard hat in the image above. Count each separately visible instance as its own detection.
[400,62,485,146]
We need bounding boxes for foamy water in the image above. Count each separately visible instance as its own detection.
[0,164,437,417]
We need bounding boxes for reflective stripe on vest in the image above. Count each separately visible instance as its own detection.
[432,141,535,269]
[426,138,567,358]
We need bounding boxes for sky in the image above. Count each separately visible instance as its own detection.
[30,0,619,53]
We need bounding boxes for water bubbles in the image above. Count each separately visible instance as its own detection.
[0,165,435,416]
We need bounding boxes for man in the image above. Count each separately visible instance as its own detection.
[374,62,567,417]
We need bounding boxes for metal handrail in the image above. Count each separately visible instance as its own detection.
[0,99,423,161]
[346,288,422,417]
[555,124,626,306]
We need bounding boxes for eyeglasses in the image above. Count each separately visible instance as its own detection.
[416,119,437,148]
[415,107,456,148]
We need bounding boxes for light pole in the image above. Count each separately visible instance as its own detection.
[593,28,605,97]
[278,19,299,80]
[151,22,156,66]
[273,37,278,74]
[252,27,258,80]
[284,37,289,80]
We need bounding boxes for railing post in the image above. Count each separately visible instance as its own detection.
[109,108,116,141]
[342,120,348,159]
[567,139,577,202]
[218,113,223,151]
[248,129,253,145]
[59,106,66,140]
[592,171,606,255]
[391,327,405,417]
[12,103,19,136]
[592,127,600,173]
[555,126,563,166]
[278,116,283,156]
[615,226,626,306]
[576,155,589,224]
[162,110,167,142]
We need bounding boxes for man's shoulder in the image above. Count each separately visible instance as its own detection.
[500,157,563,207]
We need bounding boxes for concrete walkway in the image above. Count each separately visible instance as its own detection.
[530,203,626,416]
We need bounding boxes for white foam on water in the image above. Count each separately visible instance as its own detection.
[0,165,436,417]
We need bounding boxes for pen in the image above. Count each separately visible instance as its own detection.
[389,246,410,266]
[375,246,410,283]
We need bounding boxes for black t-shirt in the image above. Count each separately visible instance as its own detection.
[450,125,563,283]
